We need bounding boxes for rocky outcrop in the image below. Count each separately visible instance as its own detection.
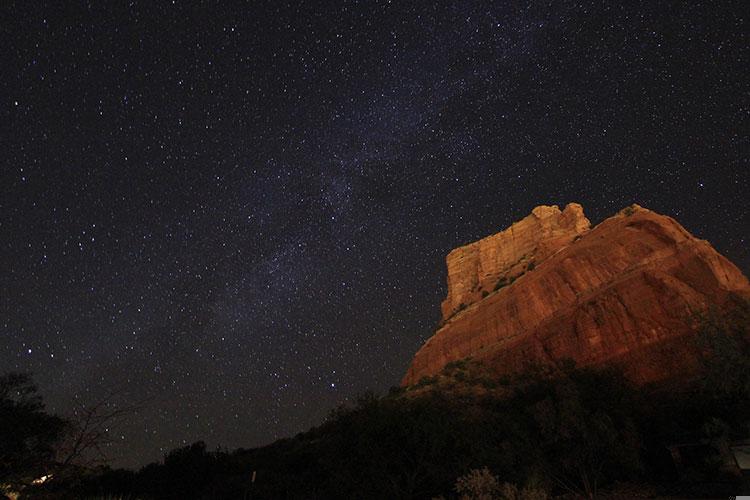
[440,203,590,321]
[403,204,750,387]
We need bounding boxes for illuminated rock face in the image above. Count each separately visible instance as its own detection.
[440,203,591,321]
[403,204,750,387]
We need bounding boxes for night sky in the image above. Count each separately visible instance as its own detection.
[2,1,748,468]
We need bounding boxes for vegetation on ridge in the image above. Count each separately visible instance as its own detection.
[5,301,750,499]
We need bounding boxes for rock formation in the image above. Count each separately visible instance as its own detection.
[403,203,750,386]
[440,203,590,321]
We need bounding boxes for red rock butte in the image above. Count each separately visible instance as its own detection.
[402,203,750,387]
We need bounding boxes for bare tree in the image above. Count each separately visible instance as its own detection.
[55,391,140,469]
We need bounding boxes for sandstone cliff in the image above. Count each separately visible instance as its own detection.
[440,203,590,321]
[403,204,750,386]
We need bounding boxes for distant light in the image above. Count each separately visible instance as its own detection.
[32,474,52,485]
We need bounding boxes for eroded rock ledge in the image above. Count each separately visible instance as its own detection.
[441,203,590,321]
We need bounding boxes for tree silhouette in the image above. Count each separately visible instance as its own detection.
[0,372,67,492]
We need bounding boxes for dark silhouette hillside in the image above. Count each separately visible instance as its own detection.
[17,300,750,499]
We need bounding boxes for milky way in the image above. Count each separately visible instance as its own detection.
[2,1,748,467]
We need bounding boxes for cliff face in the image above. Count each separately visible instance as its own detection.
[440,203,591,321]
[403,204,750,387]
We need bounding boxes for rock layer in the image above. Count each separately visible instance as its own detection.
[403,204,750,386]
[440,203,590,320]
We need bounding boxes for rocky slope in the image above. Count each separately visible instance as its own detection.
[403,204,750,386]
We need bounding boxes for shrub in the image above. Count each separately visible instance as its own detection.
[444,359,470,371]
[388,386,406,397]
[455,467,500,500]
[415,376,438,388]
[454,468,549,500]
[480,378,498,389]
[499,482,549,500]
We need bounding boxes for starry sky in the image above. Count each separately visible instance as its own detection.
[2,1,748,468]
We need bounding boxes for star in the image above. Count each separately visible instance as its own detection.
[1,0,747,469]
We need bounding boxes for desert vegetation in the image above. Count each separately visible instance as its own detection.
[5,302,750,499]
